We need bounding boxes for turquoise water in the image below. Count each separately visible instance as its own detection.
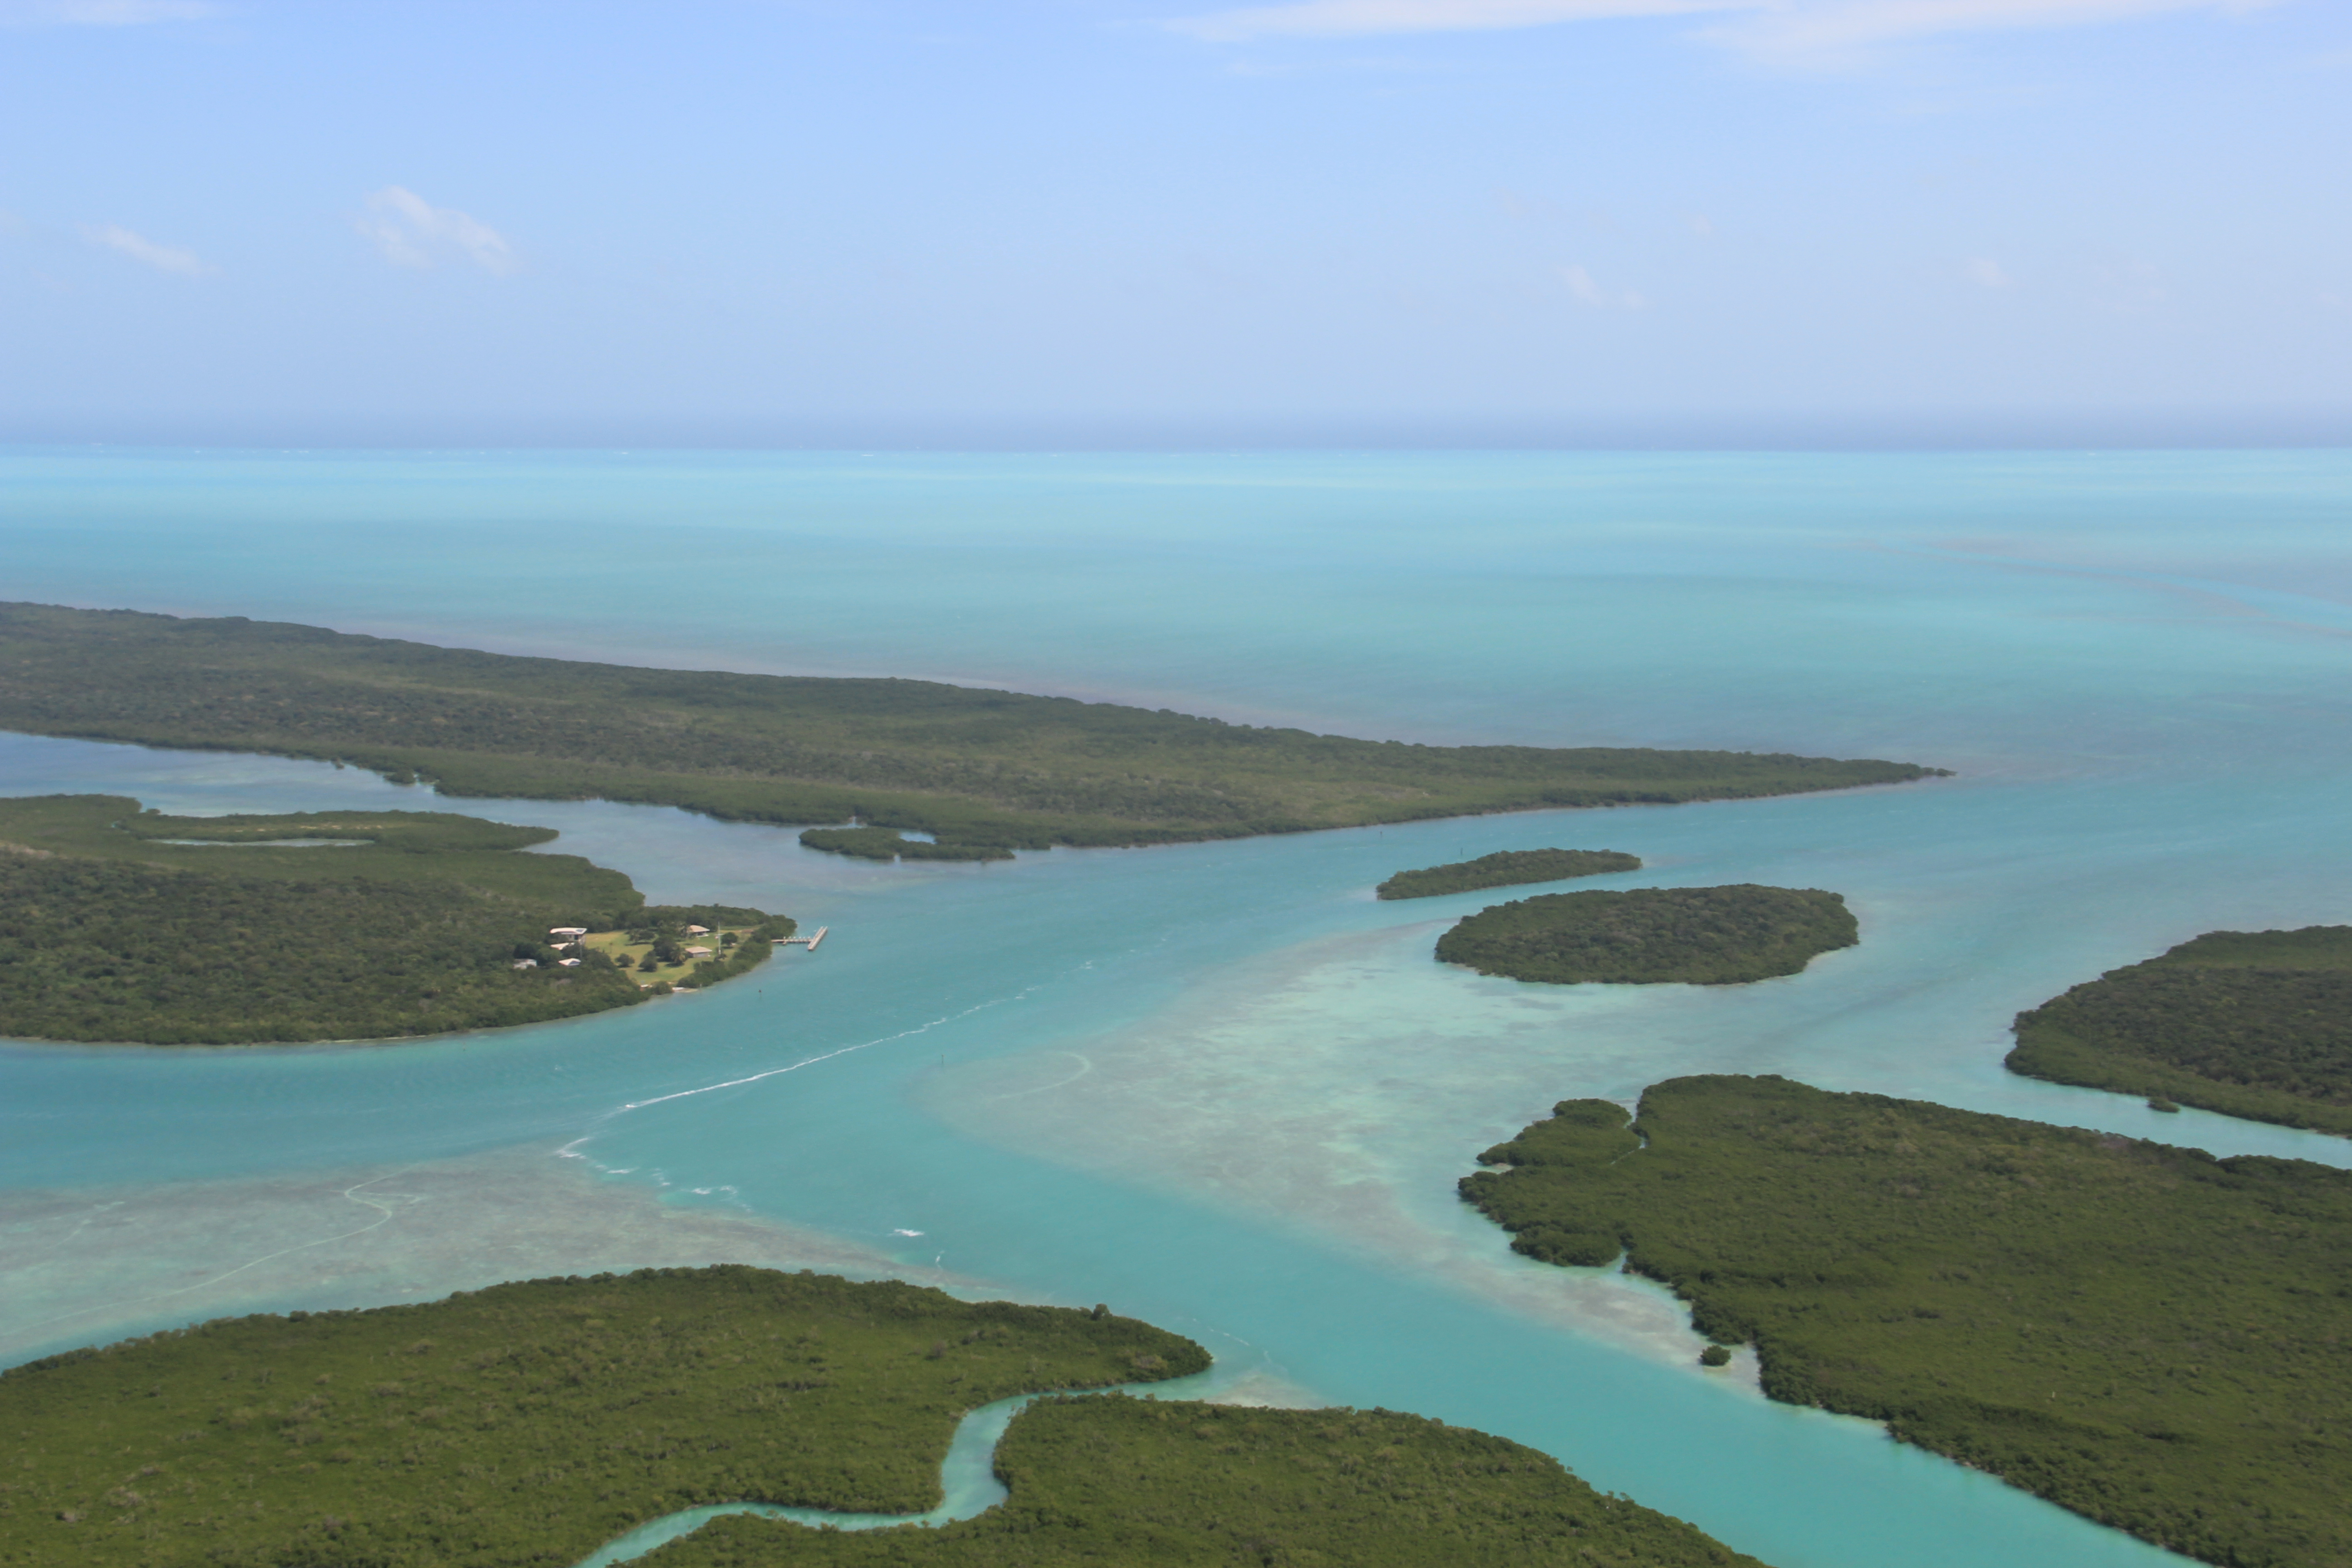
[6,448,2352,1567]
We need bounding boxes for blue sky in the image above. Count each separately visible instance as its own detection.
[1,0,2345,445]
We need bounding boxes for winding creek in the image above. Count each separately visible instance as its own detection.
[7,448,2352,1568]
[574,1391,1039,1567]
[572,1375,1215,1568]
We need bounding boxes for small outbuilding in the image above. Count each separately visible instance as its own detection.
[685,924,711,936]
[512,958,539,970]
[549,926,588,938]
[684,945,714,959]
[557,957,582,968]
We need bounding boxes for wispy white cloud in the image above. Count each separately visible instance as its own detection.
[1704,0,2271,63]
[82,222,212,275]
[1562,264,1647,309]
[1165,0,2275,61]
[354,186,519,274]
[0,0,216,25]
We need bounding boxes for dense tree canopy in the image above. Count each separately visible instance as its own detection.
[0,603,1946,860]
[0,1268,1207,1568]
[2007,926,2352,1134]
[0,796,789,1045]
[795,828,1011,863]
[1460,1075,2352,1568]
[651,1396,1768,1568]
[1435,885,1857,985]
[1374,847,1641,900]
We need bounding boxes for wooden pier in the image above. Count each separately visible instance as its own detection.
[774,926,829,951]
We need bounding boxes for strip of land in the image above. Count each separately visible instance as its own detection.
[2007,926,2352,1135]
[0,795,791,1045]
[1375,846,1641,900]
[0,603,1948,859]
[1459,1074,2352,1568]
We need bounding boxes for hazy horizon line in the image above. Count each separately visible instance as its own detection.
[5,408,2348,454]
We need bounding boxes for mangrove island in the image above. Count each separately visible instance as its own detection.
[1459,1074,2352,1568]
[1375,847,1642,900]
[2007,925,2352,1135]
[0,795,792,1045]
[0,1266,1768,1568]
[1435,884,1858,985]
[0,603,1948,862]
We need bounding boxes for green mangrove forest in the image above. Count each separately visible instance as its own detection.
[1374,847,1642,900]
[2007,925,2352,1135]
[1459,1074,2352,1568]
[1435,885,1858,985]
[0,1268,1208,1568]
[0,603,1947,861]
[0,795,790,1045]
[648,1396,1766,1568]
[794,827,1011,863]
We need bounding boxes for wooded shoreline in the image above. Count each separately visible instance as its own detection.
[0,602,1951,862]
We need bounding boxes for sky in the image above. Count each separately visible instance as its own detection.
[1,0,2346,446]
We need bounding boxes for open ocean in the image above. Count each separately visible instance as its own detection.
[5,446,2351,1567]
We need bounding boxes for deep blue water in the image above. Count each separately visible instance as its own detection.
[5,447,2351,1568]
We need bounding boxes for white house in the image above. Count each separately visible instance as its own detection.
[549,926,588,939]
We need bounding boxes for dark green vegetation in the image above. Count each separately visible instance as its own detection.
[2008,926,2352,1136]
[0,603,1945,860]
[1374,847,1642,900]
[0,1267,1207,1568]
[0,795,789,1045]
[796,828,1010,863]
[2,792,638,911]
[1460,1075,2352,1568]
[1436,885,1857,985]
[650,1396,1767,1568]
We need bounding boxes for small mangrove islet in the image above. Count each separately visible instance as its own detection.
[795,826,1012,863]
[0,602,1949,862]
[2007,925,2352,1135]
[0,794,792,1046]
[1374,846,1642,900]
[1459,1074,2352,1568]
[1435,884,1857,985]
[0,1267,1770,1568]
